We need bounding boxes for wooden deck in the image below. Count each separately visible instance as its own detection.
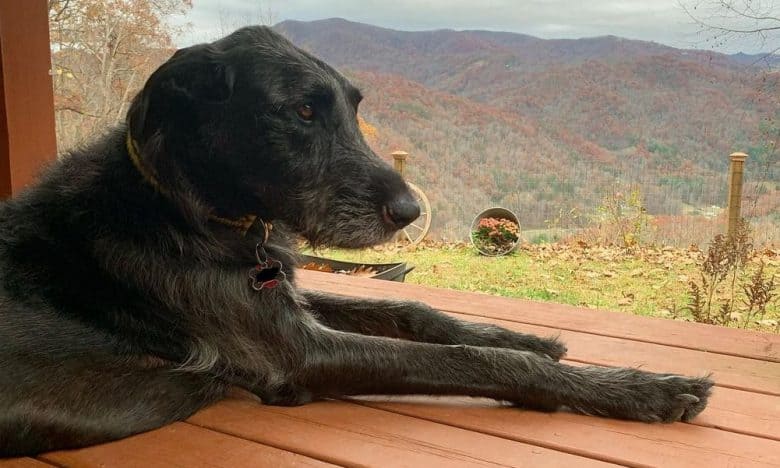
[3,269,779,467]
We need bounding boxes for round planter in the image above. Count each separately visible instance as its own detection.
[470,207,521,256]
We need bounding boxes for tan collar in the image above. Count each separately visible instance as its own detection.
[126,132,267,238]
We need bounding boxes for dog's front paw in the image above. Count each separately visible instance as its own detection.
[467,323,568,360]
[538,337,567,361]
[511,334,567,361]
[633,374,713,422]
[571,369,713,422]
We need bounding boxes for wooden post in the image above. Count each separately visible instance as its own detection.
[0,0,57,199]
[727,152,748,237]
[391,151,409,242]
[391,150,408,177]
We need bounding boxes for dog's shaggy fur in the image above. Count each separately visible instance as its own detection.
[0,27,713,456]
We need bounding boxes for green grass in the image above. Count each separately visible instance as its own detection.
[304,243,779,332]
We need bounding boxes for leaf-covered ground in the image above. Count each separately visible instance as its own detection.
[303,242,779,333]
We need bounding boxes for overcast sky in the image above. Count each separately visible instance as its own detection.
[173,0,777,54]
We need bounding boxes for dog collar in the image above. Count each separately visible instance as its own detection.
[127,132,284,290]
[126,132,265,237]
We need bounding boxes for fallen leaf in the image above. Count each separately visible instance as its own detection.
[345,266,379,277]
[301,262,334,273]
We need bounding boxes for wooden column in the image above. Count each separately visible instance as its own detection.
[392,150,408,177]
[391,150,409,243]
[0,0,57,199]
[726,152,747,237]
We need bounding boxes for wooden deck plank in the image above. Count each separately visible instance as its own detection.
[189,398,620,467]
[296,270,779,362]
[39,422,335,468]
[0,460,52,468]
[447,311,780,395]
[357,396,780,468]
[693,387,780,440]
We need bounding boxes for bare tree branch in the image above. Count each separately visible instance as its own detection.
[680,0,780,48]
[56,106,102,119]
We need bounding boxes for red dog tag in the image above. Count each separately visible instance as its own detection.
[249,240,287,291]
[249,258,286,291]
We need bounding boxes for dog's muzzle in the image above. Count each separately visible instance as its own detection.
[382,193,420,229]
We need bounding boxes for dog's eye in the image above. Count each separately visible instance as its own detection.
[296,104,315,123]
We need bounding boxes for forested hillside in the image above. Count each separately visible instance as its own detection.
[276,19,779,241]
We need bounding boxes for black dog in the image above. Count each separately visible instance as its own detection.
[0,27,712,456]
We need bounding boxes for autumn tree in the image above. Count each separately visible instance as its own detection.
[48,0,192,151]
[358,116,378,145]
[216,1,277,37]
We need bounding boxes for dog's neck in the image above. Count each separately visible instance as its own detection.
[125,132,268,238]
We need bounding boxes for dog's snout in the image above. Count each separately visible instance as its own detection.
[384,194,420,228]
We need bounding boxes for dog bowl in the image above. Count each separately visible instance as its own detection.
[299,255,414,282]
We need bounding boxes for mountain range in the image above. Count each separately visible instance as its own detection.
[274,18,779,240]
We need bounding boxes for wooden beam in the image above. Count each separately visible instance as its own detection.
[0,0,57,199]
[727,152,748,237]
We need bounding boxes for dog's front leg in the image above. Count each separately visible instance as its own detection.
[282,328,712,423]
[303,290,566,360]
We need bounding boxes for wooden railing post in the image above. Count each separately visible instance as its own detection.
[727,152,748,237]
[391,151,409,242]
[392,150,408,177]
[0,0,57,199]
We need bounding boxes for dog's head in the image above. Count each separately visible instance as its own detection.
[127,26,419,248]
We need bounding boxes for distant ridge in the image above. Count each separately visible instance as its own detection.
[273,18,779,238]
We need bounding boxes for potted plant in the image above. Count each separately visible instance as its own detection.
[470,207,521,256]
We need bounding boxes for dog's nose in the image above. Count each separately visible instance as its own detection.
[384,195,420,228]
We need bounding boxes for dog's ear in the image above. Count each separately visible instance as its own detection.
[127,45,235,138]
[161,45,235,103]
[127,92,151,141]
